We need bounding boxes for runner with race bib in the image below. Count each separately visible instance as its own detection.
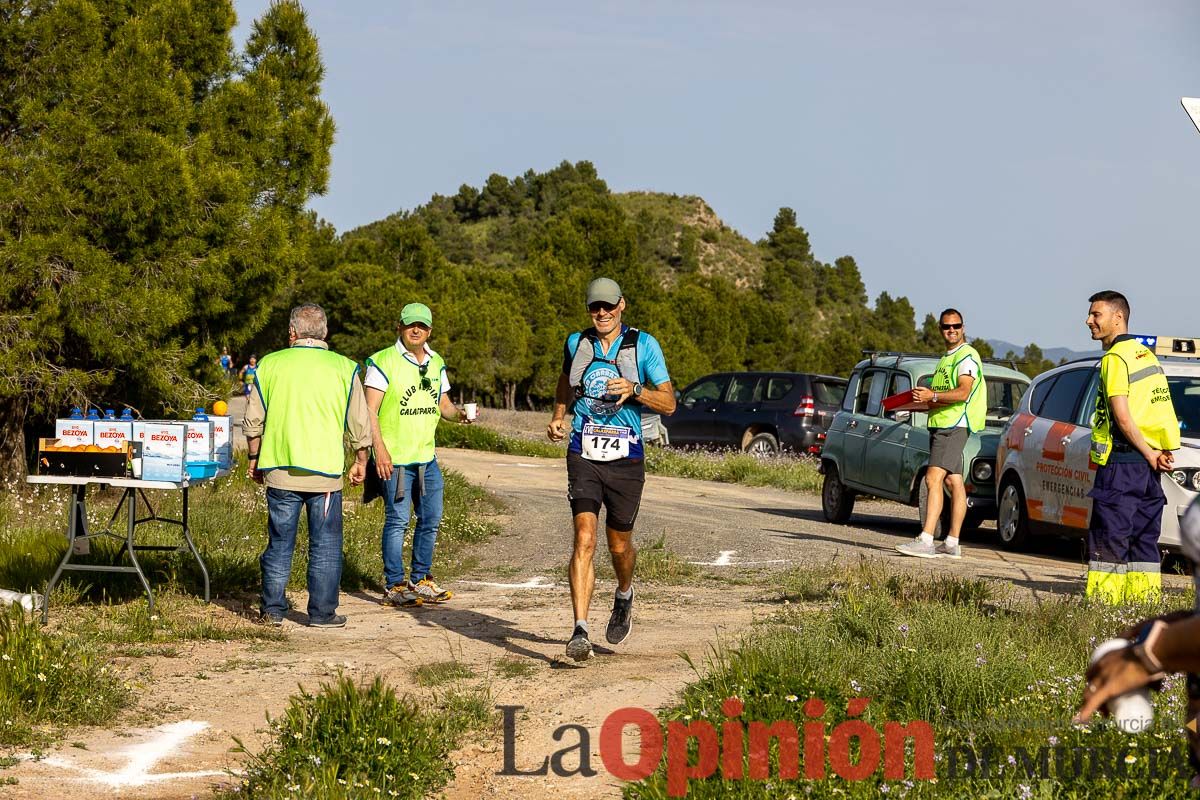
[547,277,675,662]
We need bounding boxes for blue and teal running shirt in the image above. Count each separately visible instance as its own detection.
[563,326,670,461]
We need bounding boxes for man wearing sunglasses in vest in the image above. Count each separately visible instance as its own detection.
[364,302,469,607]
[899,307,986,560]
[547,278,676,662]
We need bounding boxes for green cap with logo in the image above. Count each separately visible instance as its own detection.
[586,278,622,306]
[400,302,433,327]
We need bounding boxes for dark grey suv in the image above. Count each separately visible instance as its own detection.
[664,371,848,455]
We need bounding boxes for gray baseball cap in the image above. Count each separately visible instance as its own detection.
[586,278,622,306]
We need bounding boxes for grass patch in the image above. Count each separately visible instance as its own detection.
[446,419,823,493]
[438,420,564,458]
[628,560,1196,798]
[494,658,537,679]
[636,535,700,583]
[222,675,491,799]
[0,454,503,609]
[412,660,474,687]
[0,607,129,747]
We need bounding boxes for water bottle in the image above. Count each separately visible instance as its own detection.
[1090,638,1156,734]
[120,409,134,421]
[0,589,43,611]
[105,408,116,420]
[69,407,83,420]
[86,408,101,420]
[192,407,208,421]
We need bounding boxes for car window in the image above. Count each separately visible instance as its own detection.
[1037,369,1092,423]
[986,379,1027,419]
[856,369,889,417]
[843,373,860,412]
[917,373,933,389]
[727,375,762,404]
[890,373,911,395]
[1029,375,1059,416]
[765,377,794,402]
[814,380,846,406]
[681,377,725,409]
[1169,376,1200,441]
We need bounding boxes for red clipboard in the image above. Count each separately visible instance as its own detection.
[882,389,930,413]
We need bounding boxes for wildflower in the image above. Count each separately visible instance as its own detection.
[1,655,10,662]
[1125,754,1137,764]
[1048,735,1059,745]
[898,624,909,634]
[376,737,391,746]
[785,695,798,702]
[1007,755,1016,766]
[36,673,46,682]
[850,679,863,693]
[1018,785,1032,799]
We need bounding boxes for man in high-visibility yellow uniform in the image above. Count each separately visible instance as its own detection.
[1085,290,1180,603]
[243,303,372,628]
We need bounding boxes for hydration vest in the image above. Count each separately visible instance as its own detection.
[568,326,641,400]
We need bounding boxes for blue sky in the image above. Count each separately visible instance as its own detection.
[234,1,1200,350]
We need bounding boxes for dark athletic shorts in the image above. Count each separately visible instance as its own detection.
[928,427,970,475]
[566,451,646,532]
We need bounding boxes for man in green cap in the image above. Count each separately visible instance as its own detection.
[364,302,470,606]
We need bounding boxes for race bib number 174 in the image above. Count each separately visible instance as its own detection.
[582,423,631,461]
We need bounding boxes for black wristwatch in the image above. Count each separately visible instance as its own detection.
[633,382,643,398]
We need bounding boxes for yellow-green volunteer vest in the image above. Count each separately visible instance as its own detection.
[1090,338,1180,466]
[256,347,359,477]
[366,346,445,466]
[928,345,987,432]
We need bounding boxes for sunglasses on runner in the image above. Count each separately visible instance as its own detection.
[588,301,618,314]
[418,362,431,391]
[940,323,963,331]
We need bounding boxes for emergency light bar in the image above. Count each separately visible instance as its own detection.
[1133,335,1200,358]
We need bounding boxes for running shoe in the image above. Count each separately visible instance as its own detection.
[383,583,422,607]
[606,589,634,645]
[565,625,594,662]
[257,612,283,627]
[308,614,347,628]
[935,541,962,559]
[412,577,453,603]
[896,536,939,559]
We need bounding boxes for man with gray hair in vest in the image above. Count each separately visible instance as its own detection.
[547,277,676,661]
[243,303,373,628]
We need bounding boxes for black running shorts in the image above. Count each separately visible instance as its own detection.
[566,451,646,532]
[928,426,970,475]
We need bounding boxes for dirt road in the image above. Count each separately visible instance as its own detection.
[7,447,1155,799]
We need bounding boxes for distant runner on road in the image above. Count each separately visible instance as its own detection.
[547,277,676,662]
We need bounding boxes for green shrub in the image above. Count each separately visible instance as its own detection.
[224,675,489,799]
[0,607,128,746]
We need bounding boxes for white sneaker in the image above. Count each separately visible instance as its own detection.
[896,536,939,559]
[935,541,962,559]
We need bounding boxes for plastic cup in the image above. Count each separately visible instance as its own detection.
[464,403,478,421]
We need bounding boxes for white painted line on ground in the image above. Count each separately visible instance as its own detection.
[690,550,786,567]
[31,720,226,788]
[457,576,557,589]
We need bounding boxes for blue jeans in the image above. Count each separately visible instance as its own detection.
[381,459,445,587]
[261,487,344,621]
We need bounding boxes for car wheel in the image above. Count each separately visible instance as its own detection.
[996,479,1031,550]
[822,464,856,523]
[744,432,779,456]
[917,478,952,538]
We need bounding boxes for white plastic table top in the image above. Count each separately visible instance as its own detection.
[26,474,224,490]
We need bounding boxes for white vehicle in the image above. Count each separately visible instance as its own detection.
[995,335,1200,550]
